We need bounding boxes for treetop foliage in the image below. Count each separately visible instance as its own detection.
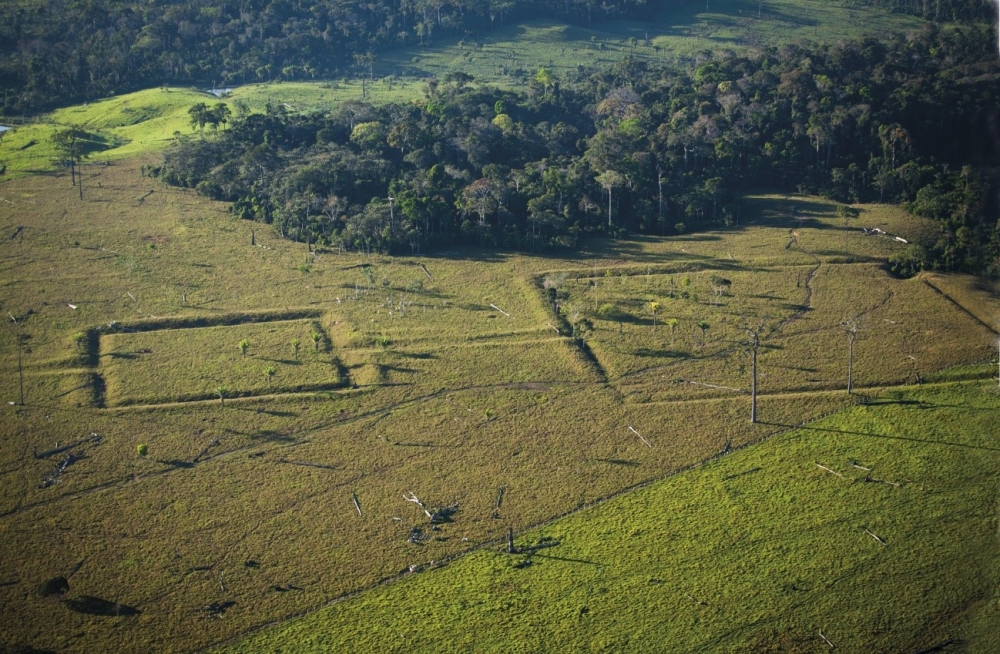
[153,22,1000,275]
[2,0,995,114]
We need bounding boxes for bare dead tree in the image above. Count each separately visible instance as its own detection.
[743,321,764,423]
[841,316,860,394]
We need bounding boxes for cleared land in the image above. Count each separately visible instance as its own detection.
[217,380,1000,653]
[0,151,996,653]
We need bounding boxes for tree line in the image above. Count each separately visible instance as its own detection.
[152,23,1000,275]
[2,0,994,115]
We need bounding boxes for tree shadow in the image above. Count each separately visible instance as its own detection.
[63,595,140,617]
[156,459,195,469]
[594,458,640,467]
[633,348,690,359]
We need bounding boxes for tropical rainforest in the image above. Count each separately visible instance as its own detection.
[152,21,1000,276]
[2,0,994,115]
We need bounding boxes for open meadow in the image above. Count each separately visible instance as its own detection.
[218,380,1000,653]
[0,153,996,652]
[1,4,997,649]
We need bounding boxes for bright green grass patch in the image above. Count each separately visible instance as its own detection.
[100,318,344,405]
[218,380,1000,653]
[0,82,425,177]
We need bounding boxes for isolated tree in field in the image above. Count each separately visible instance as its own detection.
[51,127,88,198]
[11,328,29,406]
[239,339,249,357]
[217,386,228,406]
[666,318,679,346]
[743,321,764,423]
[696,320,710,346]
[362,266,377,290]
[841,316,860,393]
[188,103,209,135]
[648,301,660,329]
[291,339,301,360]
[265,366,276,386]
[311,331,321,352]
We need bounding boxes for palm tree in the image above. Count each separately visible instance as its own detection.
[265,366,277,386]
[648,301,660,329]
[217,386,228,406]
[696,320,710,346]
[291,339,301,360]
[239,339,249,357]
[311,332,321,352]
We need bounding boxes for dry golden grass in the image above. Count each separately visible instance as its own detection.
[0,162,994,653]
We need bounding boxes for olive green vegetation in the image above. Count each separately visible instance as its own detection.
[375,1,924,82]
[218,380,1000,653]
[100,319,346,406]
[0,82,426,178]
[0,154,996,653]
[0,0,925,178]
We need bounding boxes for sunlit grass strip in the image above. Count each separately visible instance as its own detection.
[217,380,1000,653]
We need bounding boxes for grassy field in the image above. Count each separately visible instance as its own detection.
[99,317,346,406]
[0,81,428,178]
[217,380,1000,653]
[0,153,996,653]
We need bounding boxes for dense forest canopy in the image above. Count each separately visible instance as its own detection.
[1,0,996,114]
[154,22,1000,276]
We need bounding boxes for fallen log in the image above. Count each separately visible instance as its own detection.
[628,425,652,448]
[815,462,844,478]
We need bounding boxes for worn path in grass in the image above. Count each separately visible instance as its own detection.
[1,159,996,653]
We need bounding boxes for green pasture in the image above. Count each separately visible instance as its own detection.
[218,380,1000,653]
[0,158,996,653]
[99,318,344,406]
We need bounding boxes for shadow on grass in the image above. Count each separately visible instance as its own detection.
[532,553,605,567]
[156,459,195,469]
[633,348,690,359]
[395,351,437,360]
[249,430,296,442]
[63,595,140,617]
[594,458,641,467]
